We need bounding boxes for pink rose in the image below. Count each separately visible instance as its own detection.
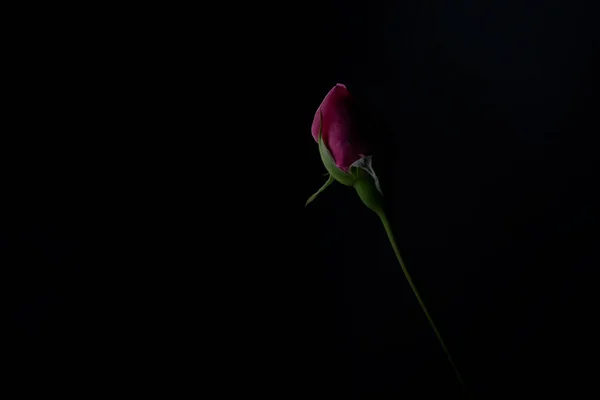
[305,86,468,393]
[311,84,369,172]
[306,83,382,210]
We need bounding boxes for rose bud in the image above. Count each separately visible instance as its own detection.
[306,83,382,212]
[304,85,469,393]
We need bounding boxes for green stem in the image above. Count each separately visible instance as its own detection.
[377,209,469,394]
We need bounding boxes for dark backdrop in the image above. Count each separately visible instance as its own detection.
[291,1,600,398]
[4,1,599,398]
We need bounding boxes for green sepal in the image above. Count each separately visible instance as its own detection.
[349,155,382,194]
[317,112,357,186]
[353,171,384,213]
[305,174,334,206]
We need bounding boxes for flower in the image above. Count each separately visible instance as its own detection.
[306,83,382,211]
[311,84,369,172]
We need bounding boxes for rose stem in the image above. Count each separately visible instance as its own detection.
[377,209,469,395]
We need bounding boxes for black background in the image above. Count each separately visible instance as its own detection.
[4,1,600,398]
